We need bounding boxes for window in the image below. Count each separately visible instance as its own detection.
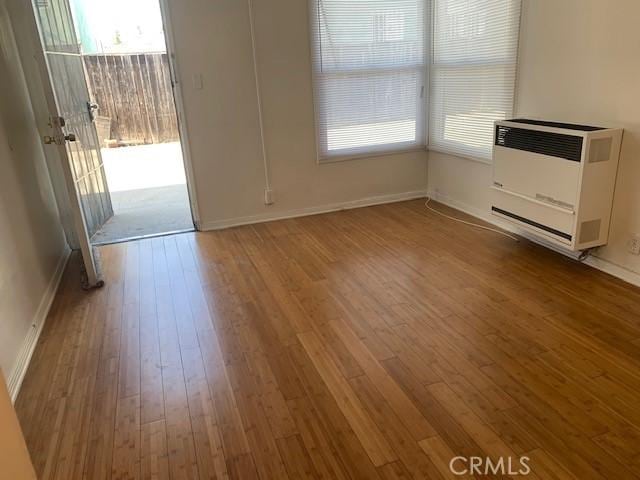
[310,0,427,160]
[429,0,521,160]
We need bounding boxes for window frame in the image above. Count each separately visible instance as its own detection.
[427,0,522,163]
[309,0,430,163]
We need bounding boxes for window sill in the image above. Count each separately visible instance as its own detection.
[318,146,427,165]
[426,146,493,166]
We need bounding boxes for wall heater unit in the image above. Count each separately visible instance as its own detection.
[491,119,622,251]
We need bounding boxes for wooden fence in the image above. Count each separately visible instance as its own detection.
[83,53,179,145]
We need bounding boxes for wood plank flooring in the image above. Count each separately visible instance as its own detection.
[15,199,640,479]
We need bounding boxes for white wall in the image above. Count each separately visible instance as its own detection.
[428,0,640,275]
[166,0,428,228]
[0,1,69,393]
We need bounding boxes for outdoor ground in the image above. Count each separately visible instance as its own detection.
[91,142,193,244]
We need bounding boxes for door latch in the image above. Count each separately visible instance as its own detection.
[43,133,77,145]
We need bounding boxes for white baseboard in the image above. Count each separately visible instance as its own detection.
[200,190,429,231]
[426,190,640,288]
[583,256,640,288]
[8,245,71,403]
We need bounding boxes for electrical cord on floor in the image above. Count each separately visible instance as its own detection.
[425,197,520,242]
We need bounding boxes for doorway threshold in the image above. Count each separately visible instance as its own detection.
[92,227,195,246]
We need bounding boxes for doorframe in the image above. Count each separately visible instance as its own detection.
[158,0,202,229]
[26,0,202,243]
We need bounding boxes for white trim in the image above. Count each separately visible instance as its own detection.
[158,0,201,228]
[319,146,427,165]
[8,245,71,403]
[427,146,492,165]
[200,190,428,230]
[426,189,640,288]
[582,256,640,289]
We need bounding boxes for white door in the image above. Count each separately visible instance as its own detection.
[30,0,113,288]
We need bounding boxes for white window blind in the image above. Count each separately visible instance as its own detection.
[429,0,521,160]
[310,0,427,160]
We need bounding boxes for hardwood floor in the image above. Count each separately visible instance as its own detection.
[15,199,640,479]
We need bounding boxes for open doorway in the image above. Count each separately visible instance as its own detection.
[70,0,193,244]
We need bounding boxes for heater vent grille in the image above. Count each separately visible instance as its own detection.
[495,126,583,162]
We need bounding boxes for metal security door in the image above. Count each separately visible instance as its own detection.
[31,0,113,287]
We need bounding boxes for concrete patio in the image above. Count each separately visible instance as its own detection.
[91,142,193,244]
